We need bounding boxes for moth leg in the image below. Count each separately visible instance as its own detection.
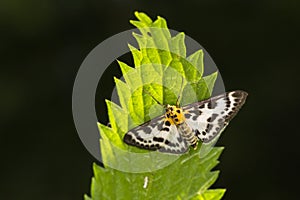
[191,142,198,150]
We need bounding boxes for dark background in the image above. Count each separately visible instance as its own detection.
[1,0,299,199]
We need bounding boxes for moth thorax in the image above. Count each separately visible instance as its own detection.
[165,105,185,125]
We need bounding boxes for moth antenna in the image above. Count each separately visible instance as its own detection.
[176,76,185,107]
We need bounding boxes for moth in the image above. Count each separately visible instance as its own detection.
[123,90,248,154]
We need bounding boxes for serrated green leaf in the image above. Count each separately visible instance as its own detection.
[187,49,204,77]
[86,148,224,200]
[128,44,142,67]
[84,194,92,200]
[86,11,225,200]
[134,11,153,25]
[114,77,131,112]
[171,32,186,58]
[191,189,226,200]
[106,100,128,134]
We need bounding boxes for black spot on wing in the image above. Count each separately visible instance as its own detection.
[192,115,198,120]
[226,101,231,108]
[123,134,132,144]
[149,122,157,128]
[157,121,164,130]
[218,118,224,123]
[207,101,217,109]
[142,126,152,134]
[195,129,201,136]
[165,120,171,126]
[153,137,164,142]
[231,90,244,98]
[188,109,202,115]
[207,113,218,122]
[161,127,170,132]
[185,113,192,119]
[198,104,205,109]
[166,142,176,147]
[234,98,240,103]
[177,136,183,143]
[205,123,214,133]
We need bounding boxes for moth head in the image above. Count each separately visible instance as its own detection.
[166,104,175,112]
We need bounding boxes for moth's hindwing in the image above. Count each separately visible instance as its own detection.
[183,90,248,143]
[123,116,189,154]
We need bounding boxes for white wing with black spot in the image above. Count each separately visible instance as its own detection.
[123,116,189,154]
[183,90,248,143]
